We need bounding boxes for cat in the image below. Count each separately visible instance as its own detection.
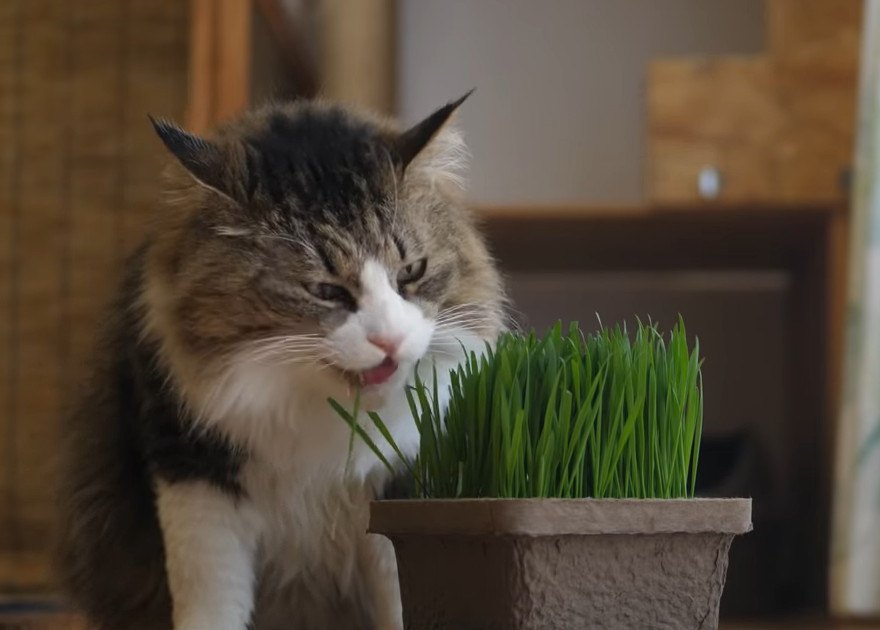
[55,94,505,630]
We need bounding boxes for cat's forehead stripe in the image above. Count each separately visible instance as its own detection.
[392,234,406,260]
[314,242,338,276]
[242,108,393,220]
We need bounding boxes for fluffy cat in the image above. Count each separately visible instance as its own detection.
[55,95,504,630]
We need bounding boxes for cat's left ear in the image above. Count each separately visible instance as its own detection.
[149,115,228,196]
[395,90,473,171]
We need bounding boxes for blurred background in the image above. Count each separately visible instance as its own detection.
[1,0,879,627]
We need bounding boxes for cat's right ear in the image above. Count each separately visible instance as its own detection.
[149,116,228,196]
[395,90,473,171]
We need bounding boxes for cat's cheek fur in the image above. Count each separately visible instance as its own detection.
[156,480,261,630]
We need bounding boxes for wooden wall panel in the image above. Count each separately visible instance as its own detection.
[0,0,19,553]
[0,0,189,591]
[767,0,862,72]
[10,0,67,556]
[67,8,124,399]
[124,5,188,251]
[648,0,861,205]
[648,57,784,203]
[769,0,862,203]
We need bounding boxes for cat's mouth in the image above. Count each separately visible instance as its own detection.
[332,356,399,388]
[359,356,399,386]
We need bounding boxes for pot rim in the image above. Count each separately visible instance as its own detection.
[369,497,753,536]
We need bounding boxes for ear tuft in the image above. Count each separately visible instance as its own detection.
[395,90,473,171]
[149,115,226,193]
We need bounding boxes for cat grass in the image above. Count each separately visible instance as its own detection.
[331,319,703,499]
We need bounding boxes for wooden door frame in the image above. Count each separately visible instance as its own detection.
[187,0,253,133]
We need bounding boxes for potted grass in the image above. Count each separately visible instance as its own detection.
[333,320,752,630]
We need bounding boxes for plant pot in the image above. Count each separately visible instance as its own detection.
[370,498,752,630]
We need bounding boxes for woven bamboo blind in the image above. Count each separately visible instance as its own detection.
[0,0,189,591]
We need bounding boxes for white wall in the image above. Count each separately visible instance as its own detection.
[397,0,765,205]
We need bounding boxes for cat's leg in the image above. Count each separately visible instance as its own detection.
[156,480,261,630]
[358,533,403,630]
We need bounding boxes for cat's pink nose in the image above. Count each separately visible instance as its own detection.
[367,334,401,356]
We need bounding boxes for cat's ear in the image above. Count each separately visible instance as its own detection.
[149,116,228,195]
[395,90,473,171]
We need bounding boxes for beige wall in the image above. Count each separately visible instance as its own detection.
[397,0,765,204]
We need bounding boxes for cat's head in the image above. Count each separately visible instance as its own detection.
[145,97,504,400]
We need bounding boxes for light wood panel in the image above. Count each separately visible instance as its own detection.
[648,57,785,203]
[768,0,861,203]
[318,0,395,113]
[648,0,861,204]
[766,0,863,72]
[187,0,252,132]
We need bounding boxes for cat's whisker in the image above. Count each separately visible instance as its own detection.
[250,342,325,354]
[436,301,482,314]
[426,349,458,359]
[433,321,494,336]
[245,343,325,358]
[429,341,473,355]
[243,346,328,365]
[245,345,325,360]
[247,336,325,348]
[250,334,324,347]
[435,311,486,322]
[433,319,494,332]
[434,309,492,323]
[254,233,313,251]
[430,330,482,345]
[437,301,489,314]
[254,346,328,361]
[249,339,325,349]
[434,311,496,328]
[434,303,485,322]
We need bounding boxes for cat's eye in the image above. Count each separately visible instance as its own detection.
[398,258,427,287]
[306,282,355,309]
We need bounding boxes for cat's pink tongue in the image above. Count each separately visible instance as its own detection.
[360,357,398,386]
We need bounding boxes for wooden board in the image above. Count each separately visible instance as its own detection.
[648,57,786,203]
[768,0,862,202]
[766,0,863,75]
[648,54,857,204]
[0,613,89,630]
[187,0,252,132]
[648,0,861,204]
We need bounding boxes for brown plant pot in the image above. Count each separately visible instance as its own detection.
[370,498,752,630]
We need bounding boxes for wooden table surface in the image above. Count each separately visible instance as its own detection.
[0,613,88,629]
[0,612,877,629]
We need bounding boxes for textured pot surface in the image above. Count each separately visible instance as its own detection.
[370,498,752,630]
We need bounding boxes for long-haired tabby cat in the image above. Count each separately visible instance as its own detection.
[56,95,504,630]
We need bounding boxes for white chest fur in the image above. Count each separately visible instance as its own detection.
[158,328,481,629]
[204,354,459,627]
